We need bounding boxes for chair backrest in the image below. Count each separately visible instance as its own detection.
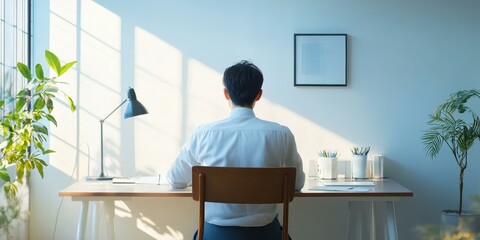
[192,166,296,240]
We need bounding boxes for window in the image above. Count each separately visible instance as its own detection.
[0,0,30,114]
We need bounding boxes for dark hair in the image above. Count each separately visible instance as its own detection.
[222,60,263,107]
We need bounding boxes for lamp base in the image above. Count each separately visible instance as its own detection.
[85,176,113,181]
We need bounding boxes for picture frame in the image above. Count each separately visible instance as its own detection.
[294,34,347,86]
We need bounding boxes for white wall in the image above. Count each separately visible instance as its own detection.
[29,0,480,239]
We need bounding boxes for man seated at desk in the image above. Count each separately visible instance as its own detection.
[166,60,305,240]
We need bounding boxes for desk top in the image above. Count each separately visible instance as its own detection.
[59,178,413,198]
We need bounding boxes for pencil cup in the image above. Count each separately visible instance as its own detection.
[371,155,384,178]
[351,155,368,179]
[317,157,338,180]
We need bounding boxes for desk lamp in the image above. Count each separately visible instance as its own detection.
[86,88,148,181]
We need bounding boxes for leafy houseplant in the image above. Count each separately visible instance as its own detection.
[0,50,77,195]
[416,196,480,239]
[422,89,480,216]
[0,188,25,238]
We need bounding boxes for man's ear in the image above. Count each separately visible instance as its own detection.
[255,89,263,101]
[223,88,231,100]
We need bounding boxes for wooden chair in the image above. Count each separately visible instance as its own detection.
[192,166,296,240]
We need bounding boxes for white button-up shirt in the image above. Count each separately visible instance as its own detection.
[166,107,305,227]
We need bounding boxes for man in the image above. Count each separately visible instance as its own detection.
[167,60,305,239]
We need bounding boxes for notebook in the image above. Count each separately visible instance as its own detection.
[320,180,375,187]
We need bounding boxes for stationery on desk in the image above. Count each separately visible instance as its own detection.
[112,175,167,185]
[309,179,375,192]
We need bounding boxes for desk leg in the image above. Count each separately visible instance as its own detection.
[76,200,89,240]
[104,199,115,240]
[91,200,115,240]
[372,201,398,240]
[371,202,376,240]
[347,201,373,240]
[90,201,98,239]
[347,201,398,240]
[385,201,398,240]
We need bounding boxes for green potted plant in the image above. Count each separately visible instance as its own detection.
[422,89,480,226]
[317,150,339,180]
[416,196,480,239]
[0,50,77,195]
[350,146,370,179]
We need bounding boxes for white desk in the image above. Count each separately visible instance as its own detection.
[59,178,413,240]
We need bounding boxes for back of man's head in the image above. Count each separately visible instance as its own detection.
[222,60,263,108]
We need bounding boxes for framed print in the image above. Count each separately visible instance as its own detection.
[294,34,347,86]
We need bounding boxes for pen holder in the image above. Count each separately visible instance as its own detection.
[371,155,384,178]
[351,154,368,179]
[317,157,338,180]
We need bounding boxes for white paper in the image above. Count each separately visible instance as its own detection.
[320,180,374,187]
[112,175,167,185]
[308,186,371,192]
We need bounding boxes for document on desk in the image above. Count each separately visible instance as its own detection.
[320,180,375,187]
[308,180,375,192]
[113,175,167,185]
[308,185,371,192]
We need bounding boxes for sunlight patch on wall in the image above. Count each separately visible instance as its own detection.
[77,0,122,176]
[50,1,77,61]
[256,98,356,175]
[50,0,76,24]
[186,58,226,130]
[80,0,121,50]
[133,27,184,175]
[48,0,79,176]
[115,201,133,218]
[136,215,184,240]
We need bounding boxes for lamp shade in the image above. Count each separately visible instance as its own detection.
[124,88,148,119]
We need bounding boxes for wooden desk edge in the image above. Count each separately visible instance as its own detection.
[59,191,413,198]
[59,192,192,197]
[294,191,413,197]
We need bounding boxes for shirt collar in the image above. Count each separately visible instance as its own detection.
[229,107,256,118]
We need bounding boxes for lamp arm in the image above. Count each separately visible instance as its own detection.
[101,98,128,123]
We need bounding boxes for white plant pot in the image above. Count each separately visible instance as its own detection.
[351,155,368,179]
[317,157,338,180]
[441,209,480,234]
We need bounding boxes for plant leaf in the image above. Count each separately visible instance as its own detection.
[17,62,32,81]
[35,63,45,80]
[0,167,11,182]
[42,150,55,155]
[4,183,18,195]
[33,124,49,136]
[46,98,54,113]
[44,114,58,126]
[34,160,44,178]
[45,86,59,93]
[59,61,77,76]
[15,97,27,112]
[34,97,46,110]
[65,95,76,112]
[16,163,24,184]
[45,50,61,76]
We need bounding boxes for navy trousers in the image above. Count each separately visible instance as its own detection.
[193,218,292,240]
